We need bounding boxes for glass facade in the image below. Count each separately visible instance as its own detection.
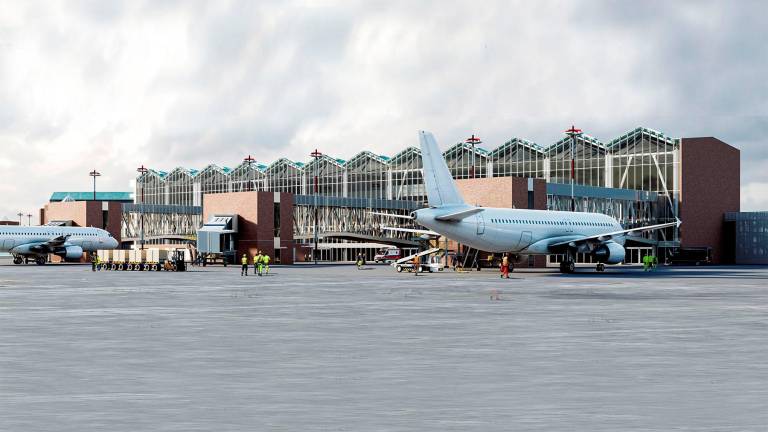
[133,127,682,253]
[725,212,768,264]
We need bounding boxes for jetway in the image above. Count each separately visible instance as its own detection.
[196,215,237,264]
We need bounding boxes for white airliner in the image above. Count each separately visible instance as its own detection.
[0,226,118,265]
[382,131,679,273]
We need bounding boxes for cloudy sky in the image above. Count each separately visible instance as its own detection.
[0,0,766,221]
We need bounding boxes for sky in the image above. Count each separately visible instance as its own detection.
[0,0,766,221]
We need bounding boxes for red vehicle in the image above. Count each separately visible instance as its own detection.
[374,247,401,263]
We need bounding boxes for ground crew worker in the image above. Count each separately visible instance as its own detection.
[263,253,270,275]
[356,253,364,270]
[652,254,658,270]
[642,254,650,271]
[241,254,249,276]
[91,253,98,272]
[413,254,420,276]
[500,254,510,279]
[255,251,263,276]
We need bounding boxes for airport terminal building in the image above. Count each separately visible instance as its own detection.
[120,126,742,265]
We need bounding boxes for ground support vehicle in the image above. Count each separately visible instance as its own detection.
[374,247,402,263]
[393,248,444,273]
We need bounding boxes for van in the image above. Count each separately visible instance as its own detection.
[374,247,401,263]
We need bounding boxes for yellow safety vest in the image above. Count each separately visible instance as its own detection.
[263,255,270,264]
[241,256,248,265]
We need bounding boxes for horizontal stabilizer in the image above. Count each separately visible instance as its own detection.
[434,207,483,221]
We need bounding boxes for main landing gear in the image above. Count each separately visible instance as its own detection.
[559,260,575,274]
[12,256,23,265]
[596,263,606,272]
[35,256,47,265]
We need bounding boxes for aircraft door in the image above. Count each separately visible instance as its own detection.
[519,231,532,249]
[565,219,573,233]
[2,239,15,249]
[476,213,485,235]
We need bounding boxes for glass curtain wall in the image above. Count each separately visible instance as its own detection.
[491,138,545,178]
[266,159,304,194]
[443,142,488,179]
[305,155,346,197]
[136,170,166,205]
[229,162,267,192]
[165,168,195,206]
[346,151,389,200]
[547,134,606,186]
[389,147,426,203]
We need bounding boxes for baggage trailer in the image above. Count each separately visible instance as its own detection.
[95,248,188,272]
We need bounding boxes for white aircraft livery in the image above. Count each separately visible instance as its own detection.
[408,131,679,273]
[0,226,118,265]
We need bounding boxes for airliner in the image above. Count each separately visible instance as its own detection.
[0,226,119,265]
[382,131,679,273]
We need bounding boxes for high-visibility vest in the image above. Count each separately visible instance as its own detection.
[241,256,248,265]
[263,255,270,264]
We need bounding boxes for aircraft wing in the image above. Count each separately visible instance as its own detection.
[381,226,441,236]
[11,235,70,253]
[548,219,680,248]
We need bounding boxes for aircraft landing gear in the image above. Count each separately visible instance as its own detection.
[596,263,605,272]
[12,256,23,265]
[559,260,575,274]
[35,256,47,266]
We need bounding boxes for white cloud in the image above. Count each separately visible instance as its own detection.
[0,0,766,221]
[741,182,768,212]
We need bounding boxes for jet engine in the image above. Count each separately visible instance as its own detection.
[56,245,84,260]
[593,241,626,264]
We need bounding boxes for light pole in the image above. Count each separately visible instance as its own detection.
[89,170,101,201]
[466,134,482,179]
[564,125,582,212]
[243,155,255,191]
[17,212,23,225]
[26,213,32,226]
[136,165,148,250]
[310,149,323,265]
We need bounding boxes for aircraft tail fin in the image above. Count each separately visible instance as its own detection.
[419,131,466,208]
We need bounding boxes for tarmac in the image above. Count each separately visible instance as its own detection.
[1,262,767,431]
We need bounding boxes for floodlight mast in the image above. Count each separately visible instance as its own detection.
[89,170,101,201]
[136,165,149,250]
[243,155,256,191]
[466,134,482,179]
[564,125,582,212]
[310,149,323,265]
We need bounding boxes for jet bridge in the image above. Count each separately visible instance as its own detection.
[196,215,238,262]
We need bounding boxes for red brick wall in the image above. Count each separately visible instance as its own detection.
[41,201,122,242]
[42,201,88,226]
[202,191,294,264]
[279,193,294,264]
[680,137,740,263]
